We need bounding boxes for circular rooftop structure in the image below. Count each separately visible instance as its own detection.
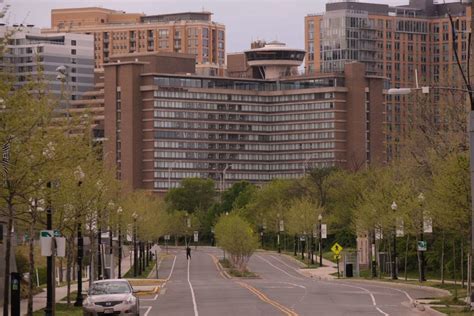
[244,41,306,79]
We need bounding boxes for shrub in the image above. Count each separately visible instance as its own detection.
[215,213,258,272]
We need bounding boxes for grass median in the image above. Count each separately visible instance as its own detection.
[33,304,82,316]
[123,259,156,279]
[219,258,257,278]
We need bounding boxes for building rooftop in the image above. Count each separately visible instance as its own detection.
[324,0,466,17]
[141,12,213,23]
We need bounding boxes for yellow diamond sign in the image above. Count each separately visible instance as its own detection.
[331,242,343,255]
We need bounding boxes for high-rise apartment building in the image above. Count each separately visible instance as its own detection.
[0,25,94,107]
[305,0,470,160]
[100,44,385,193]
[43,7,226,76]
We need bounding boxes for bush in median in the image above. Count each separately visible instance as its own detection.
[215,213,258,273]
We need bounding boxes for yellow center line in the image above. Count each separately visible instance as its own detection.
[236,281,299,316]
[208,253,229,279]
[208,253,298,315]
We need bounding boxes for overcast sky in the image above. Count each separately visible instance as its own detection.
[7,0,433,52]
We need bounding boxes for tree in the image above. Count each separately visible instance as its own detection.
[165,178,216,213]
[215,213,258,272]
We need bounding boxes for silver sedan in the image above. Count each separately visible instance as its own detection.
[83,279,140,316]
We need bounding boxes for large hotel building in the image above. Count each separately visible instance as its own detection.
[42,7,226,76]
[305,0,470,160]
[97,42,385,193]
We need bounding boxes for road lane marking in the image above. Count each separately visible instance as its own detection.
[140,294,158,301]
[166,255,177,281]
[322,281,389,316]
[187,258,199,316]
[208,254,230,279]
[236,281,298,316]
[344,282,415,305]
[257,255,303,280]
[141,306,152,316]
[280,282,306,289]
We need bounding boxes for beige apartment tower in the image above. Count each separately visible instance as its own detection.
[305,0,471,160]
[44,7,226,76]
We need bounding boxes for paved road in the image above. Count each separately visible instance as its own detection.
[140,247,445,316]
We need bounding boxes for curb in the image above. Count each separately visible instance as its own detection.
[209,253,232,279]
[338,279,451,298]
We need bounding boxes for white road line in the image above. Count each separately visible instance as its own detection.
[281,282,306,289]
[140,294,159,301]
[187,258,199,316]
[257,255,303,280]
[349,282,415,304]
[322,281,389,316]
[270,255,301,271]
[142,306,152,316]
[166,255,177,281]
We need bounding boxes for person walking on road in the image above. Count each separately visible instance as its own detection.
[186,245,191,260]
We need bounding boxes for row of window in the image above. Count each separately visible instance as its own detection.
[155,91,335,103]
[154,141,336,151]
[237,152,335,161]
[153,150,335,161]
[154,110,335,122]
[154,100,335,113]
[155,130,335,141]
[154,121,335,132]
[153,161,336,172]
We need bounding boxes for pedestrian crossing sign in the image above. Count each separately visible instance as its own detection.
[331,242,343,255]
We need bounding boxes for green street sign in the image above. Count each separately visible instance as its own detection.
[417,240,427,252]
[40,230,53,238]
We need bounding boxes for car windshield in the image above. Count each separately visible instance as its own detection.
[89,282,131,295]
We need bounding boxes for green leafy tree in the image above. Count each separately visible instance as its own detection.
[215,213,258,272]
[165,178,216,213]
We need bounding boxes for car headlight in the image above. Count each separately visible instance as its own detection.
[83,297,95,307]
[123,295,136,305]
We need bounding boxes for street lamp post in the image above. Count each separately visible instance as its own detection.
[56,65,70,120]
[391,201,398,280]
[133,212,138,277]
[277,214,281,254]
[222,164,231,192]
[74,166,85,307]
[117,207,122,279]
[318,214,323,267]
[97,211,102,281]
[294,234,297,257]
[44,181,54,316]
[418,193,426,282]
[107,201,114,279]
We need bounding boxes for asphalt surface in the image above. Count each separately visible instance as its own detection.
[139,246,445,316]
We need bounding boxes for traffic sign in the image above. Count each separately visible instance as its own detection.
[193,231,199,242]
[331,242,343,255]
[164,235,170,241]
[321,224,327,239]
[333,254,340,260]
[40,230,53,238]
[417,240,427,252]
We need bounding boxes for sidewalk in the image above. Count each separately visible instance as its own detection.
[296,255,338,280]
[19,250,133,315]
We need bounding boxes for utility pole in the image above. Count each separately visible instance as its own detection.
[469,0,474,306]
